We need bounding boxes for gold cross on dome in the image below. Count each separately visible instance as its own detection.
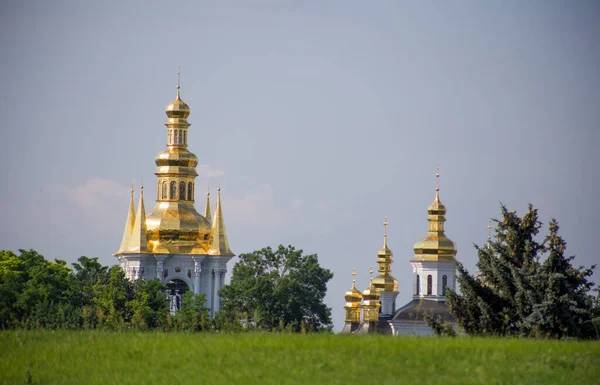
[369,265,374,283]
[351,268,356,284]
[436,167,440,191]
[177,65,181,89]
[383,216,388,236]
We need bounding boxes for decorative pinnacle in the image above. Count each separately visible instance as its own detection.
[369,265,374,283]
[436,167,440,192]
[351,268,356,285]
[207,184,210,196]
[383,216,388,237]
[176,65,181,98]
[131,180,134,195]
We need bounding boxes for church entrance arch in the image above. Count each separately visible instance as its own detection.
[166,279,189,314]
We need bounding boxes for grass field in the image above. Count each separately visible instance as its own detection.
[1,331,599,385]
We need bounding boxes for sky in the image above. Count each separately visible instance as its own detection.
[1,0,599,330]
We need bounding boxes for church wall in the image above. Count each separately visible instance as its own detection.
[391,320,435,336]
[411,260,456,300]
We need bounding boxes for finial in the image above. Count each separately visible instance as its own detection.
[176,65,181,99]
[435,167,440,192]
[351,268,356,285]
[383,216,388,237]
[131,179,134,195]
[207,184,210,196]
[369,265,374,283]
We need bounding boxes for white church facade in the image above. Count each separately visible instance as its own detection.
[114,77,233,316]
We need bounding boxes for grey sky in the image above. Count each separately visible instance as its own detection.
[1,0,598,330]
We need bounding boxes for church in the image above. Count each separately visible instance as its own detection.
[342,172,459,335]
[113,76,234,316]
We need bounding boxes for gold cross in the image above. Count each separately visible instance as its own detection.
[383,216,388,236]
[369,265,374,283]
[177,65,181,89]
[436,167,440,191]
[351,268,356,284]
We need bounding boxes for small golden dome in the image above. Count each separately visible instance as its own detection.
[345,282,363,303]
[165,93,190,119]
[362,283,380,301]
[372,275,399,292]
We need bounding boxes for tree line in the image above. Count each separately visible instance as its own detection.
[0,245,334,332]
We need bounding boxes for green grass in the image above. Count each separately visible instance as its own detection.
[1,331,599,385]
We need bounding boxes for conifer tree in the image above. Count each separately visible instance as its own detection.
[446,204,599,338]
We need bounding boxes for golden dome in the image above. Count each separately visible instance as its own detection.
[146,203,211,254]
[165,85,190,119]
[412,173,457,262]
[372,275,399,292]
[345,282,363,304]
[155,147,199,169]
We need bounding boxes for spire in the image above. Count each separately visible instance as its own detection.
[127,186,150,253]
[176,65,181,99]
[208,188,234,256]
[435,167,440,201]
[204,187,212,222]
[374,216,398,293]
[383,216,388,249]
[116,183,136,254]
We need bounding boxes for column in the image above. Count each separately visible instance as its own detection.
[214,268,225,314]
[192,257,203,295]
[155,256,167,281]
[210,269,216,317]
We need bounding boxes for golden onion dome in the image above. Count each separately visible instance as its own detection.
[372,275,399,292]
[165,89,190,119]
[373,218,399,292]
[345,282,363,303]
[373,248,399,292]
[362,282,380,301]
[155,147,198,169]
[412,174,457,262]
[146,203,212,254]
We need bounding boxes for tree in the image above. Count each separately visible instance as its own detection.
[445,204,599,338]
[92,266,134,330]
[218,245,333,332]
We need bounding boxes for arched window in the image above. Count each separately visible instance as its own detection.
[416,275,420,295]
[161,181,167,199]
[442,275,448,295]
[178,130,183,144]
[170,181,176,199]
[179,181,186,200]
[427,275,433,295]
[187,182,193,201]
[174,130,178,145]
